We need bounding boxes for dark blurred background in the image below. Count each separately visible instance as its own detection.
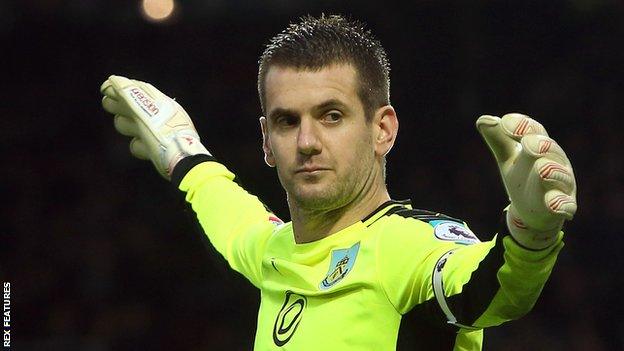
[2,0,623,350]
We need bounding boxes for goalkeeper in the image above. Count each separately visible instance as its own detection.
[100,15,577,350]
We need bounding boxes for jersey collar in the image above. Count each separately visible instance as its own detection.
[360,199,412,227]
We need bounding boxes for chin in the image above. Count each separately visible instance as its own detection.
[290,184,346,211]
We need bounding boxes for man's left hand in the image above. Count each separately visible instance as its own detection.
[476,113,577,250]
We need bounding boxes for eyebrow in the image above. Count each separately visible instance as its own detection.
[313,98,349,113]
[267,107,298,122]
[267,98,349,121]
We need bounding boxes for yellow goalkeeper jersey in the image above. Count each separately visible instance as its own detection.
[174,158,564,351]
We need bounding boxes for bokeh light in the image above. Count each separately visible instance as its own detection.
[141,0,176,23]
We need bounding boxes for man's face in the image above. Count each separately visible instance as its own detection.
[260,63,381,212]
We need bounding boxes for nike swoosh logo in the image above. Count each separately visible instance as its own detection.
[271,258,281,274]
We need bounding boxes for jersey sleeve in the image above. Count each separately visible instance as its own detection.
[378,214,563,330]
[173,156,280,288]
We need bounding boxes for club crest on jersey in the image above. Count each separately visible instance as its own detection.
[319,242,360,290]
[430,220,479,245]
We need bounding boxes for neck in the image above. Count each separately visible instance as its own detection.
[289,179,391,244]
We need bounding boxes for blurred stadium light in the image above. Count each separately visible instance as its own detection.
[141,0,176,23]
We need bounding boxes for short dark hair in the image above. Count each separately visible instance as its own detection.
[258,14,390,120]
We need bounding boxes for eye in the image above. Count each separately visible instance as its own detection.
[323,111,343,123]
[276,115,298,127]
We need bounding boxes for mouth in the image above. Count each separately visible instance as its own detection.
[295,167,330,174]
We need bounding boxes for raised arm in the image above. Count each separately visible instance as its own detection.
[100,76,280,287]
[379,114,577,348]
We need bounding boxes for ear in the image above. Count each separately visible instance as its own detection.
[372,105,399,157]
[259,116,276,167]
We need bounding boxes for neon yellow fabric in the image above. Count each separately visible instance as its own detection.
[179,161,563,350]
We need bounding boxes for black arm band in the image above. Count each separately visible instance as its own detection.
[171,154,218,188]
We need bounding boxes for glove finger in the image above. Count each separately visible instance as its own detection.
[476,115,519,163]
[520,134,570,165]
[107,75,135,91]
[100,79,119,100]
[114,115,140,137]
[535,157,576,193]
[100,79,111,94]
[102,96,123,115]
[545,189,577,220]
[129,138,150,160]
[500,113,548,139]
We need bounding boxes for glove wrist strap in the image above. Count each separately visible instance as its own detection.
[505,207,561,250]
[160,132,211,179]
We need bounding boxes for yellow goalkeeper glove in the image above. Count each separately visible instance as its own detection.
[100,75,210,179]
[477,113,577,249]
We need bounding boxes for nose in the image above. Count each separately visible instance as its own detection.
[297,117,322,156]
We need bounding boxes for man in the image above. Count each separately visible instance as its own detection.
[100,15,576,350]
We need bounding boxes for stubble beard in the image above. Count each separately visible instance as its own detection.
[280,158,373,214]
[289,178,347,212]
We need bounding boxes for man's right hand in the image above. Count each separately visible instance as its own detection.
[100,75,211,180]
